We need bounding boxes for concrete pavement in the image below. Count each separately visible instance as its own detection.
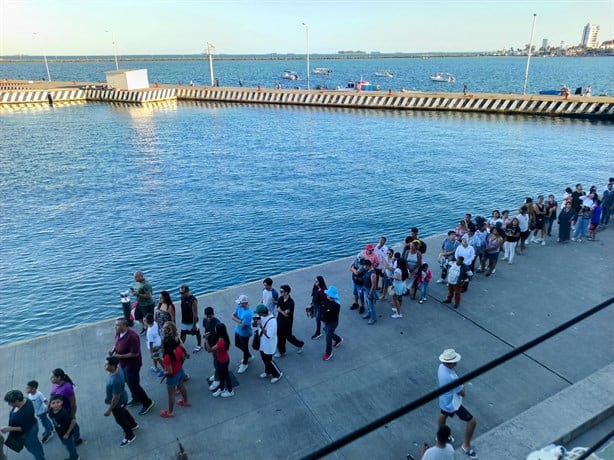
[1,225,612,460]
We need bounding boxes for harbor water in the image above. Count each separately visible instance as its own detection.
[0,57,613,345]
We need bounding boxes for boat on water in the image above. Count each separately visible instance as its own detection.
[431,72,456,83]
[282,70,299,80]
[336,80,381,91]
[312,67,332,76]
[374,70,394,78]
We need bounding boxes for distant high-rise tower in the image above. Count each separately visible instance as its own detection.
[581,23,600,48]
[541,38,550,50]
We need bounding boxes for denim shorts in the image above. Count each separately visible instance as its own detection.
[166,367,185,387]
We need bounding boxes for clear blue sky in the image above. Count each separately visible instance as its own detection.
[1,0,612,56]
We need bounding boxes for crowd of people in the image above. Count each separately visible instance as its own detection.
[2,178,611,460]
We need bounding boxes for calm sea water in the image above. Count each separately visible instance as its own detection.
[2,55,613,95]
[0,58,613,345]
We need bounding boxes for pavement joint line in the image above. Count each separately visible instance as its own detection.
[436,295,576,385]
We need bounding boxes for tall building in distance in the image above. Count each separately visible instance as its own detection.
[541,38,550,50]
[581,23,600,48]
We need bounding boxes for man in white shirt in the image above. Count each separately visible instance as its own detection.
[419,425,454,460]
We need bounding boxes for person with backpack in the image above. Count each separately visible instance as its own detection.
[442,256,468,309]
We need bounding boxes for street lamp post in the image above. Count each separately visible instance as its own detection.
[302,22,310,90]
[522,13,537,95]
[207,43,215,86]
[32,32,51,82]
[105,29,119,70]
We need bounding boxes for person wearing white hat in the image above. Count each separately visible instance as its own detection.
[437,349,477,459]
[231,295,253,374]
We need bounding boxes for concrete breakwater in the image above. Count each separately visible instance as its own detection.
[1,228,613,460]
[1,79,613,120]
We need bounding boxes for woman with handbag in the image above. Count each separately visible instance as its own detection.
[1,390,46,459]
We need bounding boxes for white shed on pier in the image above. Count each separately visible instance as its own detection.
[105,69,149,90]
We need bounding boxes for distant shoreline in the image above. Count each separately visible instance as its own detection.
[1,51,611,64]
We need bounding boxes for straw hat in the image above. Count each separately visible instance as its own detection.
[439,348,461,363]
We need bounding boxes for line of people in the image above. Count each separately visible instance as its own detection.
[4,178,610,459]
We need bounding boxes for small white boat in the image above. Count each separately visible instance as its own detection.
[375,70,394,78]
[313,67,332,76]
[431,72,456,83]
[282,70,299,80]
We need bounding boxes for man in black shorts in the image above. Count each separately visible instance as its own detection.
[437,348,477,459]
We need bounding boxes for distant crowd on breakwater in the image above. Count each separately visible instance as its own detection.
[2,176,612,460]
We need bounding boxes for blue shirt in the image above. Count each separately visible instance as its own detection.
[437,363,463,412]
[234,305,253,337]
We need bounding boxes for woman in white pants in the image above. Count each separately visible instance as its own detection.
[503,217,521,264]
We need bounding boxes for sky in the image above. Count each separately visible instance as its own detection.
[1,0,613,56]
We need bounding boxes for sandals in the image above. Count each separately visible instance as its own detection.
[160,410,175,418]
[177,400,191,407]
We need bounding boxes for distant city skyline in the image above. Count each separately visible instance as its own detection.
[1,0,612,56]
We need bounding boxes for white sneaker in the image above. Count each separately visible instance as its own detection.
[212,388,222,397]
[392,313,403,319]
[237,363,248,374]
[274,352,282,358]
[220,390,235,398]
[297,346,304,354]
[208,381,219,391]
[436,279,445,284]
[502,256,507,261]
[207,374,215,383]
[541,241,546,246]
[270,373,283,384]
[259,372,270,379]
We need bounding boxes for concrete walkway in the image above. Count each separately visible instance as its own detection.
[1,226,613,460]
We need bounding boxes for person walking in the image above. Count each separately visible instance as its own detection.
[442,256,468,309]
[419,425,454,460]
[275,285,305,357]
[179,285,203,353]
[232,295,253,374]
[104,356,138,447]
[47,395,79,460]
[49,369,82,445]
[205,323,234,398]
[160,335,190,418]
[131,271,155,335]
[203,306,222,391]
[360,259,378,325]
[254,305,283,384]
[321,286,342,361]
[25,380,53,444]
[437,349,477,459]
[1,390,46,460]
[307,276,327,339]
[109,318,155,416]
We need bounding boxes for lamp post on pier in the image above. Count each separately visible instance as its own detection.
[302,22,310,90]
[32,32,51,82]
[105,29,119,70]
[522,13,537,95]
[206,43,215,86]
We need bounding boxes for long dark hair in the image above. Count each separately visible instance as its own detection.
[163,335,180,362]
[395,252,409,280]
[158,290,174,308]
[215,323,230,351]
[52,368,75,386]
[316,276,327,291]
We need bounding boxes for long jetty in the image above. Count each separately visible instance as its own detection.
[1,79,613,120]
[1,228,613,460]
